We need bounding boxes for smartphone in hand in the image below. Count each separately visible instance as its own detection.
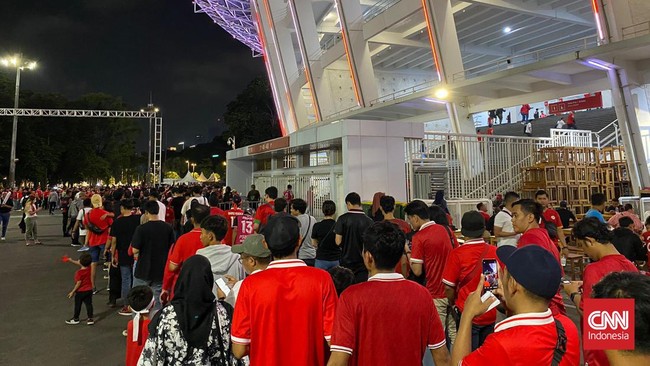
[482,259,499,291]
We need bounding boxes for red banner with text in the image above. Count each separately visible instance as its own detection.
[548,92,603,114]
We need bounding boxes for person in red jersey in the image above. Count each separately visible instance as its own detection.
[328,221,450,366]
[453,245,580,365]
[125,286,154,366]
[562,218,639,366]
[405,200,458,345]
[643,217,650,262]
[253,186,277,232]
[85,194,114,291]
[535,190,568,252]
[443,211,498,350]
[476,202,491,224]
[511,199,566,316]
[231,215,337,365]
[223,195,244,246]
[65,253,95,325]
[162,203,210,302]
[592,272,650,366]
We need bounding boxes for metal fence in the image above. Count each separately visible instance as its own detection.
[252,174,337,220]
[405,133,552,201]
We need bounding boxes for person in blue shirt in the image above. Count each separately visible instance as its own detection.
[584,193,607,224]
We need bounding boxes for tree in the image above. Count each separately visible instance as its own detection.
[223,76,281,147]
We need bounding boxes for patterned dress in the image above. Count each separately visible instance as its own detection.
[138,303,231,365]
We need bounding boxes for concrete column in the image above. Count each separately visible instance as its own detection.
[254,0,301,133]
[598,2,650,191]
[288,0,335,120]
[334,0,378,107]
[226,157,254,192]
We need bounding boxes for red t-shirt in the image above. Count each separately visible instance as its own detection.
[330,273,445,365]
[517,228,566,316]
[85,208,113,246]
[210,206,225,217]
[479,211,491,223]
[253,201,275,229]
[580,254,638,366]
[411,221,457,299]
[567,113,575,125]
[232,259,337,366]
[224,208,244,246]
[236,215,255,245]
[74,267,93,292]
[442,240,498,325]
[542,208,563,245]
[461,311,580,366]
[126,318,150,366]
[163,229,203,295]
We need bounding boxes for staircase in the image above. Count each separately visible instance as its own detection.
[488,108,618,144]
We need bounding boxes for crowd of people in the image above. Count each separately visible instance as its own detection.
[3,182,650,365]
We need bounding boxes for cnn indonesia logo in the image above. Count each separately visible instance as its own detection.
[584,299,635,350]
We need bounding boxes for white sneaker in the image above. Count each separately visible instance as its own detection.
[1,237,5,241]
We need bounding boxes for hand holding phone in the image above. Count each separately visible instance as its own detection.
[216,278,231,297]
[482,259,499,291]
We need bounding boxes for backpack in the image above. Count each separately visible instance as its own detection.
[543,219,559,241]
[85,211,106,235]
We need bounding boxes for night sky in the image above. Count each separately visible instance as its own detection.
[0,0,266,149]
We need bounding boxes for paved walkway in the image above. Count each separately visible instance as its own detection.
[0,210,125,365]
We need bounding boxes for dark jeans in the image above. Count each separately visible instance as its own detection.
[567,124,577,129]
[120,265,133,303]
[471,323,495,350]
[0,212,10,237]
[62,213,69,235]
[73,290,93,319]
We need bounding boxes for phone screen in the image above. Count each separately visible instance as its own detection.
[482,259,499,291]
[215,278,231,296]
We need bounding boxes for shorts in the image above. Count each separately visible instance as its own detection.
[89,244,106,263]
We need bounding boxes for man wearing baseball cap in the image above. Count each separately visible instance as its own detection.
[443,211,498,351]
[231,215,337,365]
[224,234,271,307]
[452,245,580,365]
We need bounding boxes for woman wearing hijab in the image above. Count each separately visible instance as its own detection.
[370,192,385,222]
[138,255,233,366]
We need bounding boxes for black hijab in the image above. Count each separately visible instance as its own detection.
[172,255,216,348]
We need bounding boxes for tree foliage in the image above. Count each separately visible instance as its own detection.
[223,76,281,147]
[0,72,142,185]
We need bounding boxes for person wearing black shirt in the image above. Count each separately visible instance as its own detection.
[170,188,185,239]
[557,201,577,228]
[0,189,14,241]
[611,217,647,263]
[108,199,142,314]
[247,184,260,209]
[312,200,341,270]
[335,192,374,283]
[132,200,175,312]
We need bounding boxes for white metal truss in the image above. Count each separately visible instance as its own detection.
[0,108,162,184]
[0,108,156,118]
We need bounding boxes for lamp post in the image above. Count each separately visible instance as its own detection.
[185,160,190,173]
[191,163,197,173]
[178,141,185,150]
[1,54,37,188]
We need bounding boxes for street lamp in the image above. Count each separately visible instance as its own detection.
[178,141,185,150]
[185,160,190,172]
[191,163,197,173]
[1,54,37,188]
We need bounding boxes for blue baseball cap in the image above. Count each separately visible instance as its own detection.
[496,245,562,300]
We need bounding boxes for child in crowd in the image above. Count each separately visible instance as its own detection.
[126,286,154,366]
[642,217,650,263]
[328,266,355,296]
[65,253,94,325]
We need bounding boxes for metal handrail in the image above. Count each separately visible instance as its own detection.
[596,119,619,135]
[369,79,441,106]
[363,0,402,22]
[453,36,598,81]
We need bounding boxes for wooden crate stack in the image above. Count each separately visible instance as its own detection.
[522,146,629,214]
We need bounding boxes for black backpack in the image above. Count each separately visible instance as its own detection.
[543,219,559,241]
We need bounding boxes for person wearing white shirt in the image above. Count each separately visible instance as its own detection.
[148,190,166,222]
[494,192,521,247]
[555,117,566,129]
[180,186,209,224]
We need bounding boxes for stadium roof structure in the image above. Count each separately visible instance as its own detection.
[193,0,262,56]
